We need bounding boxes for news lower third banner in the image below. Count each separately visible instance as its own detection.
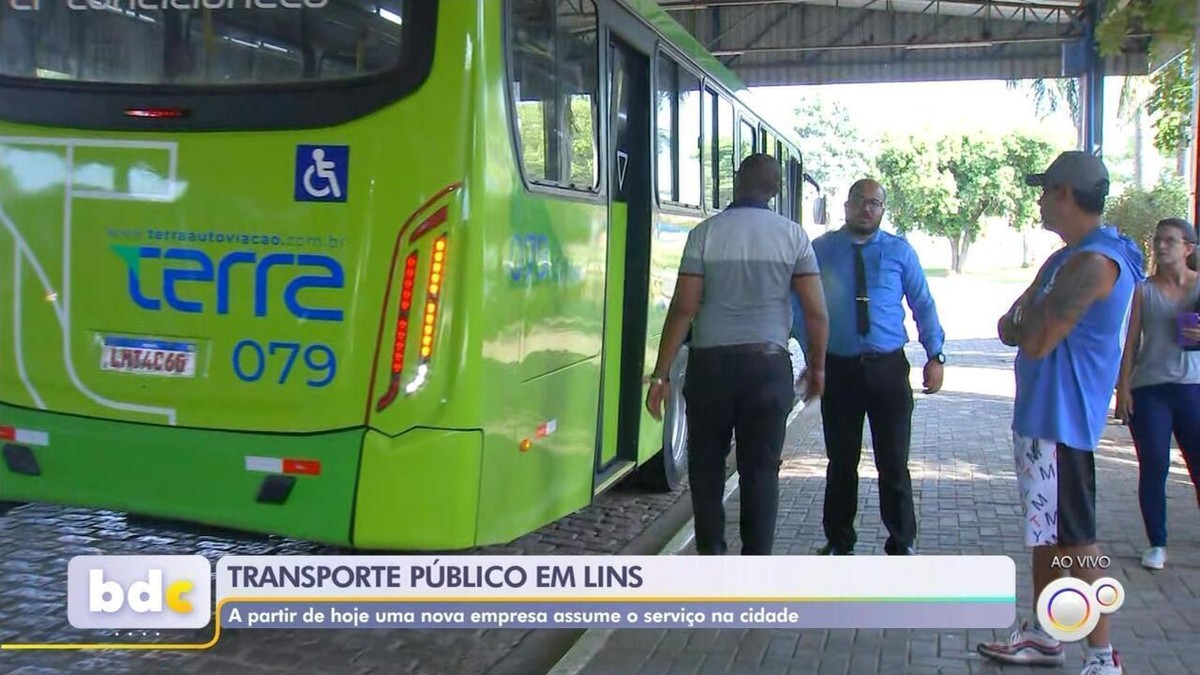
[213,556,1016,630]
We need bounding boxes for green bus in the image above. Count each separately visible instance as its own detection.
[0,0,815,550]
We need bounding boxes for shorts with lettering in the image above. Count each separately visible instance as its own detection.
[1012,433,1097,547]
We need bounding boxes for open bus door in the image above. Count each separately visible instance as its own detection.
[597,35,657,484]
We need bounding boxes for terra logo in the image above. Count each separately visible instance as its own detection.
[111,245,345,322]
[68,555,212,629]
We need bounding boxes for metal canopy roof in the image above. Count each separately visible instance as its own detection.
[657,0,1151,85]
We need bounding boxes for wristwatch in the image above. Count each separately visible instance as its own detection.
[933,353,947,364]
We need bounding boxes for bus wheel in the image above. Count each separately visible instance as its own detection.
[636,345,689,492]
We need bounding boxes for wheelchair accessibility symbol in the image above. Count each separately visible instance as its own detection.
[295,145,349,202]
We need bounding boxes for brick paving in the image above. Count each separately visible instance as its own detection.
[576,339,1200,675]
[0,457,694,674]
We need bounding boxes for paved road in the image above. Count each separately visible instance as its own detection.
[0,469,690,674]
[575,339,1200,674]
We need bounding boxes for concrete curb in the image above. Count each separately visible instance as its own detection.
[545,399,817,675]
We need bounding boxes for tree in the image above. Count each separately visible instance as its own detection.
[1144,49,1193,163]
[1002,134,1058,231]
[1003,134,1058,266]
[791,96,872,200]
[876,132,1055,274]
[1104,175,1191,270]
[1096,0,1196,156]
[1005,76,1148,161]
[1006,79,1080,141]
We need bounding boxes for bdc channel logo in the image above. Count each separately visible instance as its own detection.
[1035,576,1126,642]
[67,555,212,629]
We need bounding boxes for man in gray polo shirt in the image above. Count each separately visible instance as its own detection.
[646,153,830,555]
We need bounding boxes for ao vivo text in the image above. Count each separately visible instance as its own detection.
[1049,555,1112,570]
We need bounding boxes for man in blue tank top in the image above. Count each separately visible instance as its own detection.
[977,152,1143,675]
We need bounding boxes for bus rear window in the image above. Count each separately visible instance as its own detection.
[0,1,411,85]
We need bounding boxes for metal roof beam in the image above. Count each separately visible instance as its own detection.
[711,34,1077,54]
[802,6,878,63]
[724,3,800,65]
[660,0,1084,14]
[705,3,770,50]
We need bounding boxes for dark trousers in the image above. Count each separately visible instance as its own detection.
[683,344,794,555]
[821,350,917,552]
[1129,383,1200,547]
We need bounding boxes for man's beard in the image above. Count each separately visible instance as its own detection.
[847,218,881,234]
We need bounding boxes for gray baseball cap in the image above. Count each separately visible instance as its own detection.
[1025,151,1110,195]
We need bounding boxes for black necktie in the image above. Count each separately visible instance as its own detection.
[853,244,869,336]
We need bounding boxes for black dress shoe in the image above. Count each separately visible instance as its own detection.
[817,542,854,555]
[885,542,916,555]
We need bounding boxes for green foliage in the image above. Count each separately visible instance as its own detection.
[791,96,871,196]
[874,131,1055,272]
[1004,134,1058,231]
[1104,176,1191,270]
[875,136,957,237]
[515,96,598,187]
[1006,78,1080,130]
[705,140,736,209]
[1146,48,1194,154]
[1096,0,1194,57]
[1096,0,1196,154]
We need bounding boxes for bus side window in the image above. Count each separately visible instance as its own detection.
[676,69,702,208]
[762,129,777,210]
[655,54,703,211]
[739,117,756,162]
[704,88,717,209]
[715,95,734,209]
[508,0,600,191]
[780,146,791,218]
[656,54,677,204]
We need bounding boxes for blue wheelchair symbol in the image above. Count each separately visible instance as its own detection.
[295,145,349,203]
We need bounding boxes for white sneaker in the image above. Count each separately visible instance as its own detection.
[1141,546,1166,570]
[976,621,1065,666]
[1080,649,1123,674]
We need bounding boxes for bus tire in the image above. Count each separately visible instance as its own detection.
[637,345,689,492]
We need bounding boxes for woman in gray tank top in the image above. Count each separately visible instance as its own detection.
[1115,218,1200,571]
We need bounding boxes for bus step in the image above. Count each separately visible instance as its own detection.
[256,474,296,505]
[3,444,41,476]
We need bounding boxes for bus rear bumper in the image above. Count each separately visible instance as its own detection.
[0,403,485,550]
[0,402,362,546]
[351,427,483,550]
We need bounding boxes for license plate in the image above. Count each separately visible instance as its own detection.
[100,337,196,378]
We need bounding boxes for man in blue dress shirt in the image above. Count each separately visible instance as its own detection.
[793,178,945,556]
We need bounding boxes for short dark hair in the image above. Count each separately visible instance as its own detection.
[735,153,781,200]
[1071,188,1105,215]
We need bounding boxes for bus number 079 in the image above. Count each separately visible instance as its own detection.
[233,340,336,387]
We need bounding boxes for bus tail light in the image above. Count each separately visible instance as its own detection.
[124,107,189,119]
[376,252,419,411]
[370,182,460,417]
[404,235,447,395]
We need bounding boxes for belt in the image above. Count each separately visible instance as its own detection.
[693,342,790,356]
[829,348,904,363]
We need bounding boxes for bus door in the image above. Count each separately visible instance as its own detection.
[597,36,651,474]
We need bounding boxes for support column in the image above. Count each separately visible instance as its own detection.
[1079,0,1106,157]
[1191,0,1200,227]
